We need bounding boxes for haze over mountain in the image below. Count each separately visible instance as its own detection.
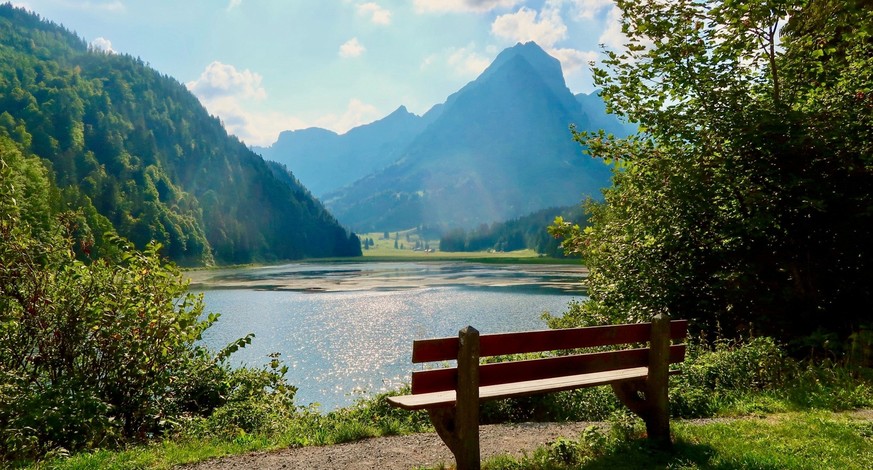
[254,105,432,197]
[259,42,634,232]
[0,5,360,265]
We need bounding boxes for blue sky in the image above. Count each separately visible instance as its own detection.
[14,0,624,146]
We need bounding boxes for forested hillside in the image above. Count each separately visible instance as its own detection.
[0,5,360,265]
[439,205,586,257]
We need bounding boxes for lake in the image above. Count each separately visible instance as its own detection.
[190,261,587,411]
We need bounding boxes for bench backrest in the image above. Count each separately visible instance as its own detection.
[410,320,688,394]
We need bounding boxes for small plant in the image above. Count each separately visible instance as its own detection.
[580,425,607,451]
[547,437,580,465]
[607,409,643,443]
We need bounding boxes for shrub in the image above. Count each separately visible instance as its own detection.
[1,144,288,460]
[669,337,793,418]
[178,356,298,438]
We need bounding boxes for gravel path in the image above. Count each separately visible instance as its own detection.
[180,421,597,470]
[181,410,873,469]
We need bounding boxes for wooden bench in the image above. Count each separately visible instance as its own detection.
[387,314,687,470]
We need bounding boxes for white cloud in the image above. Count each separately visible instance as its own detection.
[569,0,613,20]
[314,99,382,134]
[227,0,242,11]
[339,37,366,58]
[186,62,385,145]
[598,5,625,50]
[10,2,33,11]
[486,1,609,91]
[549,47,598,73]
[89,37,115,53]
[414,0,521,14]
[491,6,567,48]
[357,2,392,25]
[447,45,491,77]
[186,94,305,147]
[186,61,267,101]
[186,62,305,146]
[549,47,600,91]
[421,44,491,79]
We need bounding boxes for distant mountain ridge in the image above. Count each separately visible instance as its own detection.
[267,42,633,232]
[0,5,361,265]
[258,42,634,232]
[255,105,430,196]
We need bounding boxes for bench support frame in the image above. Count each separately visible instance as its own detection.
[396,315,678,470]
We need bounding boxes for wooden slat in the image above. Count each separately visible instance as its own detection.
[412,320,688,363]
[390,367,653,410]
[412,344,686,394]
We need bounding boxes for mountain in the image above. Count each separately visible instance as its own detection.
[575,91,637,137]
[253,105,430,197]
[0,5,360,265]
[320,42,627,232]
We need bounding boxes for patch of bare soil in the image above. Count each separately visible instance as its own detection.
[180,421,596,470]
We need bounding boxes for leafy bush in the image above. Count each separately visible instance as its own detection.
[782,361,873,411]
[174,355,298,439]
[1,141,297,461]
[319,388,433,439]
[670,337,792,417]
[474,334,872,424]
[550,0,873,351]
[481,386,622,424]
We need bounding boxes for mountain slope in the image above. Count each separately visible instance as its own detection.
[322,42,615,232]
[0,5,360,265]
[575,91,637,138]
[253,105,429,197]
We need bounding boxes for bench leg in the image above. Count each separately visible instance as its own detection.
[647,313,672,447]
[612,379,671,447]
[428,406,480,470]
[428,408,460,461]
[611,314,673,448]
[425,326,481,470]
[611,380,649,419]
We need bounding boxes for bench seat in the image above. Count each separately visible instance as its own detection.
[387,317,687,470]
[388,366,651,410]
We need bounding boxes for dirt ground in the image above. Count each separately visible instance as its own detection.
[179,410,873,469]
[180,421,597,470]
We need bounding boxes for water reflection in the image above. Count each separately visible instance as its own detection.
[196,262,586,411]
[189,261,588,294]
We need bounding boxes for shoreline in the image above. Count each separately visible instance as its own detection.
[186,260,589,294]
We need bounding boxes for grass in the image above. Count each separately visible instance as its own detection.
[355,252,582,264]
[354,230,581,264]
[28,393,873,470]
[181,229,581,267]
[480,411,873,469]
[32,410,873,470]
[15,341,873,469]
[22,394,433,470]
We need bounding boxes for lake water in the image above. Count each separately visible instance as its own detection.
[192,262,586,411]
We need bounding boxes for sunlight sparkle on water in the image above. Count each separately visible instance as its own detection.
[197,262,584,411]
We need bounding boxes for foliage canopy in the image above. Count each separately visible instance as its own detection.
[551,0,873,349]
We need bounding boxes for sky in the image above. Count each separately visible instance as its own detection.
[13,0,625,147]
